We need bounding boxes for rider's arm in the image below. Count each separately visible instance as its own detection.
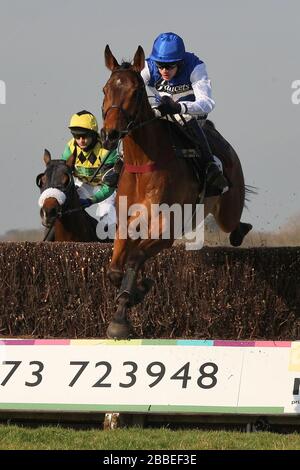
[90,149,119,204]
[61,143,72,161]
[90,184,115,203]
[141,62,150,85]
[178,62,215,116]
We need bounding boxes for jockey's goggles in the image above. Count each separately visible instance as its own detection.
[72,132,89,139]
[156,62,178,70]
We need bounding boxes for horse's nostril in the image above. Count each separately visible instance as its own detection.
[42,207,57,220]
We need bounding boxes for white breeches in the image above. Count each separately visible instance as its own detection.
[74,178,116,226]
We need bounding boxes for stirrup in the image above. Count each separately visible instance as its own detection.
[210,172,228,191]
[205,164,228,197]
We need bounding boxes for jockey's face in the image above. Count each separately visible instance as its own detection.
[73,134,93,149]
[157,63,178,81]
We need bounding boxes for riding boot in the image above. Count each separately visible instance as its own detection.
[185,119,228,196]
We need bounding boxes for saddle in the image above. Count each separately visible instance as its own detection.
[167,119,233,170]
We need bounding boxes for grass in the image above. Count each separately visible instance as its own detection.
[0,425,300,450]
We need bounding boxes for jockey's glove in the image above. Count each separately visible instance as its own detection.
[156,96,182,116]
[79,198,93,208]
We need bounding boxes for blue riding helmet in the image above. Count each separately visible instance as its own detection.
[149,32,186,62]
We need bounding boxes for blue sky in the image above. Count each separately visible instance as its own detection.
[0,0,299,234]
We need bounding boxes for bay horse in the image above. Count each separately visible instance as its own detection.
[101,45,252,339]
[37,149,100,242]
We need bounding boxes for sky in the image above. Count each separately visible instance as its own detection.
[0,0,299,234]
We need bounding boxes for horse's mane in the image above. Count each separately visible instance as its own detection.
[117,61,145,87]
[119,62,132,70]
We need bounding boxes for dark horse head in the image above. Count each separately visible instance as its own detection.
[36,149,77,228]
[37,150,111,242]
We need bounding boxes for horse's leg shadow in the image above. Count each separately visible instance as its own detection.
[230,222,253,247]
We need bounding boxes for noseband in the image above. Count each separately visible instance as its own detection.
[37,163,80,218]
[102,67,156,136]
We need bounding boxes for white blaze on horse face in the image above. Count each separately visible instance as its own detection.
[116,79,122,87]
[38,188,66,207]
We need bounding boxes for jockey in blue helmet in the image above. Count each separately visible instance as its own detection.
[141,32,228,196]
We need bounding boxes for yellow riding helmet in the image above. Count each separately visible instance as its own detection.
[69,110,98,133]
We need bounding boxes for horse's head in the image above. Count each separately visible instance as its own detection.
[101,45,150,149]
[36,149,75,227]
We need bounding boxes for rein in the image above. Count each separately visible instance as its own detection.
[40,165,86,241]
[103,67,172,173]
[103,68,205,175]
[42,205,85,241]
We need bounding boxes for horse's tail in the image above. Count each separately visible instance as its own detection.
[245,184,258,204]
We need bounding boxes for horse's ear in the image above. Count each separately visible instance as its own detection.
[66,153,76,169]
[132,46,145,72]
[105,45,119,71]
[44,149,51,165]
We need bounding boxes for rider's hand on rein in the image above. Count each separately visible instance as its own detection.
[79,198,93,208]
[156,96,182,117]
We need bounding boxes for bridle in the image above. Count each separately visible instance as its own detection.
[36,164,84,219]
[102,67,159,138]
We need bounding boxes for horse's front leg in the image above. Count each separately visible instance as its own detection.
[106,235,140,338]
[130,238,173,307]
[107,238,128,289]
[107,245,145,339]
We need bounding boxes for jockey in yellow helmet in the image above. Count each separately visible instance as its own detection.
[61,110,121,227]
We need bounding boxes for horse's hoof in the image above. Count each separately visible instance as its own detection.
[107,321,131,339]
[230,223,252,247]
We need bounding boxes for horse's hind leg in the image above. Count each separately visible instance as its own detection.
[214,192,252,247]
[211,149,253,247]
[229,222,253,247]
